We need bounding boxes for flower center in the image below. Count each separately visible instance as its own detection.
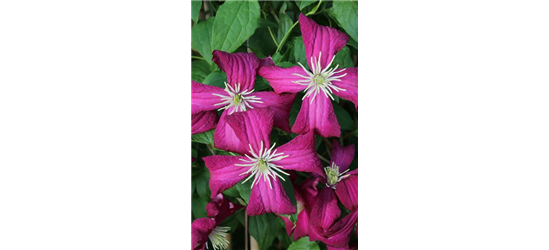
[292,51,348,103]
[207,226,230,250]
[236,141,290,189]
[212,82,262,115]
[324,162,351,189]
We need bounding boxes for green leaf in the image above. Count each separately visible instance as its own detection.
[249,27,277,57]
[327,1,358,42]
[348,37,358,49]
[194,169,210,198]
[258,18,278,28]
[191,1,201,24]
[191,130,214,145]
[290,36,307,65]
[255,76,271,91]
[223,185,240,199]
[287,237,320,250]
[192,197,208,218]
[235,181,252,204]
[333,104,354,131]
[202,71,227,88]
[191,17,215,63]
[295,0,316,10]
[333,46,354,68]
[280,178,297,209]
[211,0,261,53]
[191,60,211,82]
[249,214,281,250]
[277,2,293,44]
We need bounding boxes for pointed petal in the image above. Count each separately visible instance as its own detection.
[330,140,356,171]
[191,218,216,250]
[258,65,308,94]
[206,194,243,222]
[191,81,227,115]
[212,50,260,91]
[203,155,248,198]
[213,112,248,155]
[277,214,295,237]
[246,177,296,216]
[259,56,275,67]
[299,14,349,70]
[335,174,358,211]
[292,204,310,240]
[332,67,358,111]
[310,188,341,230]
[191,111,219,135]
[275,132,325,176]
[309,210,358,248]
[250,92,296,132]
[297,177,321,209]
[223,108,274,154]
[292,95,341,138]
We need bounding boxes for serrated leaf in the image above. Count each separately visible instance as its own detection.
[211,1,261,53]
[191,59,212,82]
[328,1,358,42]
[191,17,215,63]
[191,1,202,24]
[287,237,320,250]
[295,0,316,10]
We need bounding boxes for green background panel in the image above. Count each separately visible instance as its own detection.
[359,13,549,250]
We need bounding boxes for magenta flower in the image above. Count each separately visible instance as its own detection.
[191,110,218,135]
[279,177,320,240]
[191,194,242,250]
[202,108,324,216]
[259,14,358,138]
[192,51,295,154]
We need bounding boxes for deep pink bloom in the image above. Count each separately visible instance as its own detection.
[259,14,358,138]
[202,108,324,216]
[191,194,242,250]
[281,140,358,246]
[192,51,295,154]
[191,110,218,135]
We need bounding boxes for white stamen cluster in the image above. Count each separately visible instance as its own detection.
[212,82,262,115]
[236,141,290,189]
[292,51,347,103]
[324,162,351,189]
[206,226,231,250]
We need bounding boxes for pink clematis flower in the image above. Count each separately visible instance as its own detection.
[202,108,324,216]
[191,110,218,135]
[259,14,358,138]
[281,140,358,246]
[192,51,295,154]
[191,194,242,250]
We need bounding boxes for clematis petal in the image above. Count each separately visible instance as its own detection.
[332,67,358,111]
[335,174,358,211]
[258,65,308,94]
[310,188,341,230]
[246,177,296,216]
[206,194,243,223]
[259,56,275,67]
[275,131,325,177]
[292,95,341,138]
[203,155,248,198]
[223,108,274,154]
[327,244,356,250]
[297,177,321,209]
[309,210,358,248]
[292,203,310,240]
[330,140,356,172]
[191,218,216,250]
[212,50,260,91]
[250,92,296,132]
[191,81,227,115]
[213,112,248,155]
[299,14,349,70]
[191,111,218,135]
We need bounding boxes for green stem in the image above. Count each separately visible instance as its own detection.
[191,56,205,60]
[274,21,299,54]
